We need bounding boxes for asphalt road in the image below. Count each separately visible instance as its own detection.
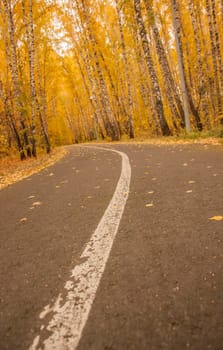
[0,143,223,350]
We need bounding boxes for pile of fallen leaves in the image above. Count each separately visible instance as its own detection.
[0,147,66,190]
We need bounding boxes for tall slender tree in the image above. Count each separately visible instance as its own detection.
[134,0,171,135]
[144,0,185,129]
[115,0,134,138]
[170,0,191,132]
[2,0,30,158]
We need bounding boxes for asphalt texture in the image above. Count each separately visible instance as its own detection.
[0,143,223,350]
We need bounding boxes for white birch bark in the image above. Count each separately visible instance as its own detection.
[170,0,191,131]
[134,0,171,135]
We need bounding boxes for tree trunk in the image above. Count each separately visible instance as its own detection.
[77,0,120,140]
[134,0,171,136]
[36,53,51,153]
[75,52,101,139]
[144,0,185,129]
[75,39,106,139]
[0,81,25,159]
[2,0,31,157]
[188,0,203,80]
[115,0,134,138]
[197,6,216,121]
[133,29,160,133]
[98,50,124,136]
[170,0,191,132]
[210,0,223,121]
[206,0,222,114]
[188,0,211,125]
[22,0,37,157]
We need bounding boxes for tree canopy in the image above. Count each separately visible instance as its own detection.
[0,0,223,158]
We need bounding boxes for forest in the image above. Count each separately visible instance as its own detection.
[0,0,223,159]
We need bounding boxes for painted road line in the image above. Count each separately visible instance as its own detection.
[29,146,131,350]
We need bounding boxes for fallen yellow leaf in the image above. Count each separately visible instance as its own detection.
[20,217,28,222]
[145,203,154,207]
[209,216,223,221]
[32,201,42,206]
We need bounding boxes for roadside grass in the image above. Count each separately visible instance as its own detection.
[178,126,223,141]
[119,126,223,145]
[84,126,223,145]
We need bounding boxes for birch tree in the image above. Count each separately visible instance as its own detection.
[115,0,134,138]
[1,0,30,158]
[134,0,171,136]
[144,0,185,129]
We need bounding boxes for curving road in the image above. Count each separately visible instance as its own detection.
[0,143,223,350]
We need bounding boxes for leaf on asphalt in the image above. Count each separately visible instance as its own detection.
[209,216,223,221]
[183,163,188,166]
[29,207,35,210]
[28,195,35,199]
[32,201,42,206]
[55,185,60,188]
[145,203,154,207]
[48,172,54,176]
[87,196,93,199]
[186,190,193,193]
[148,191,154,194]
[61,180,68,184]
[173,286,180,292]
[188,180,196,184]
[20,217,28,222]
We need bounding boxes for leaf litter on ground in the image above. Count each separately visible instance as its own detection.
[0,147,66,190]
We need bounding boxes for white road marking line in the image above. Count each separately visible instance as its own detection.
[29,146,131,350]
